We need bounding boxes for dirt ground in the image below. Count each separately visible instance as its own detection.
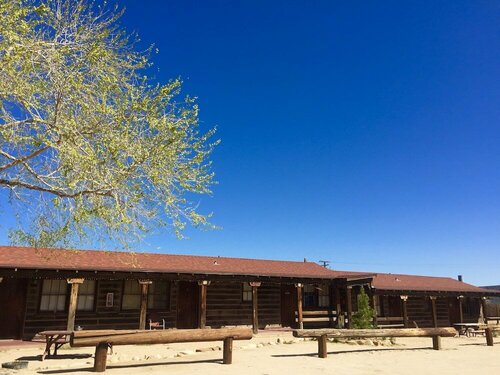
[1,331,498,375]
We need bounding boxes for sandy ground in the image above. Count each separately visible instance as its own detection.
[1,332,499,375]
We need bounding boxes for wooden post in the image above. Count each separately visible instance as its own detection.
[401,295,409,328]
[458,296,464,323]
[250,282,261,334]
[485,328,494,346]
[430,296,438,328]
[318,334,328,358]
[481,297,488,324]
[335,287,342,328]
[66,278,84,332]
[295,283,304,329]
[94,342,108,372]
[223,337,233,364]
[432,336,441,350]
[138,280,152,330]
[346,286,353,329]
[198,280,210,329]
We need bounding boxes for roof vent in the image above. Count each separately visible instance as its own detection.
[395,277,401,282]
[458,275,463,282]
[213,260,219,266]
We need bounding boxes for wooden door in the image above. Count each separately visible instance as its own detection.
[176,281,199,329]
[0,278,27,339]
[281,284,297,328]
[448,297,461,324]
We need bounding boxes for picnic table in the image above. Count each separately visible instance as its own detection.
[452,323,483,337]
[38,331,72,361]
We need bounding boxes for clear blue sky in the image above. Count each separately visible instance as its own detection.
[1,1,499,285]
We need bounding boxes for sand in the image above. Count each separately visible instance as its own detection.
[1,332,499,374]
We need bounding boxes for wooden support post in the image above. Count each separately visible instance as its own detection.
[198,280,210,329]
[138,280,152,330]
[401,295,409,328]
[94,342,108,372]
[318,334,328,358]
[223,337,233,364]
[432,336,441,350]
[430,296,438,328]
[485,328,494,346]
[335,287,342,328]
[346,286,353,329]
[296,283,304,329]
[481,297,488,324]
[458,296,464,323]
[66,278,84,332]
[250,282,261,334]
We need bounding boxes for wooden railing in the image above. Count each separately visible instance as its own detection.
[295,310,338,326]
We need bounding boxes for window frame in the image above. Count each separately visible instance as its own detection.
[147,280,171,310]
[121,280,142,311]
[77,280,97,312]
[39,279,68,313]
[242,282,252,302]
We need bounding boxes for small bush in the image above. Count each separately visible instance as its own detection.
[351,287,376,329]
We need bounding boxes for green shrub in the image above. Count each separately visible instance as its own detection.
[351,287,376,329]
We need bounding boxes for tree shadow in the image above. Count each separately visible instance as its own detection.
[16,354,92,361]
[37,358,222,374]
[272,347,434,358]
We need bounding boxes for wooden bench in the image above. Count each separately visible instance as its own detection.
[70,328,252,372]
[295,310,337,327]
[293,327,457,358]
[485,317,500,325]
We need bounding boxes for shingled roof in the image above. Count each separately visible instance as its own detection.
[0,246,337,280]
[370,272,494,294]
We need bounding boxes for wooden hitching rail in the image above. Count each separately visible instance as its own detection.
[293,327,457,358]
[70,328,253,372]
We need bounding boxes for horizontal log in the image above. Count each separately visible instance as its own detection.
[297,317,338,323]
[293,327,456,338]
[71,328,253,347]
[295,311,337,316]
[376,317,404,322]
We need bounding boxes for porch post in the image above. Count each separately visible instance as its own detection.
[138,280,152,330]
[250,282,261,334]
[458,296,464,323]
[335,286,342,328]
[430,296,438,328]
[346,286,353,329]
[198,280,210,328]
[66,278,84,332]
[400,295,409,328]
[481,297,488,324]
[295,283,303,329]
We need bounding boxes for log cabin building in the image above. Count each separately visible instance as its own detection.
[0,246,497,339]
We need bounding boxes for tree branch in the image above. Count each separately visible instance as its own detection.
[0,145,51,172]
[0,178,113,198]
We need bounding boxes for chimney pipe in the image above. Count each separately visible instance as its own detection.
[458,275,463,282]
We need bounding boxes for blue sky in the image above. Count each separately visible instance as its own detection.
[1,1,499,285]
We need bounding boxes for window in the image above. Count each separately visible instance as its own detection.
[148,281,170,309]
[40,279,67,312]
[303,284,317,307]
[122,280,141,310]
[318,285,330,307]
[77,280,96,311]
[242,283,252,302]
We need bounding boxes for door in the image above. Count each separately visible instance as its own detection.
[176,281,199,328]
[281,284,298,328]
[0,278,27,339]
[448,297,461,324]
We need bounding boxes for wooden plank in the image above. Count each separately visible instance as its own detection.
[223,337,233,364]
[71,328,253,347]
[66,282,81,332]
[376,317,404,322]
[293,327,456,338]
[401,296,409,328]
[335,287,342,328]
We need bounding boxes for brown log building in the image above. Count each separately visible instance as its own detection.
[0,246,497,339]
